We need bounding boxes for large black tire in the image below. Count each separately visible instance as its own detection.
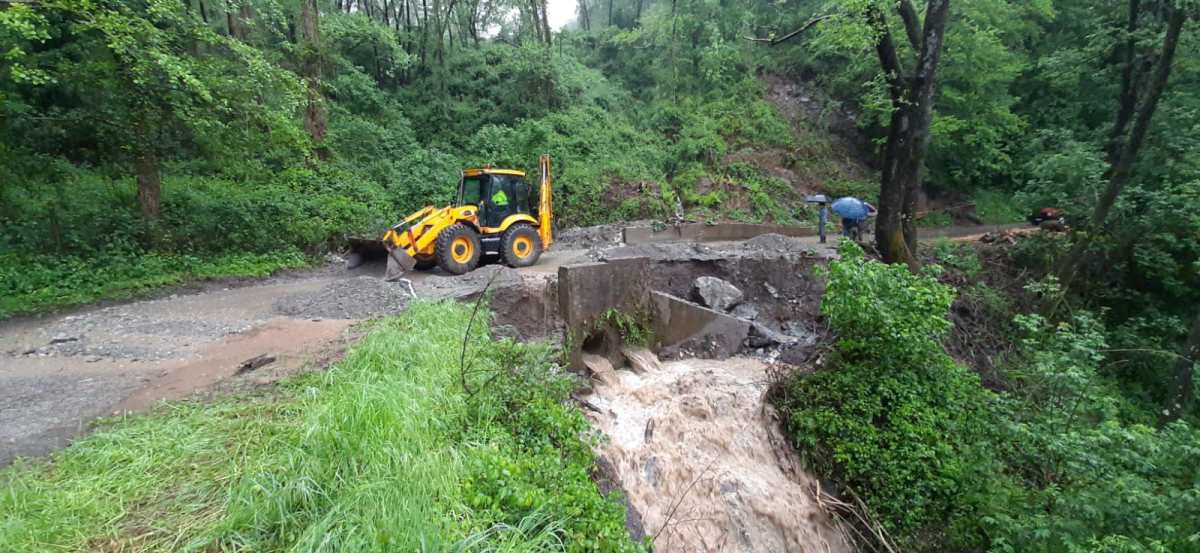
[501,223,543,268]
[436,223,482,275]
[413,257,437,271]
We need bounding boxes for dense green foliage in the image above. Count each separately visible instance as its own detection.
[780,242,1200,552]
[771,0,1199,407]
[0,301,641,552]
[2,0,1199,550]
[0,0,813,316]
[780,242,997,546]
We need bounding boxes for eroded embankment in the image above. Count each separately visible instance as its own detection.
[584,356,851,553]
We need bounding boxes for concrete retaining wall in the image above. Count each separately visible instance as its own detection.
[558,257,652,370]
[557,257,651,328]
[650,291,749,360]
[622,223,817,245]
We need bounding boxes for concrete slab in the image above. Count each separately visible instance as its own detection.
[557,257,651,328]
[650,291,750,360]
[623,223,818,245]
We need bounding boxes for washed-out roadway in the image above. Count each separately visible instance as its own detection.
[0,246,592,467]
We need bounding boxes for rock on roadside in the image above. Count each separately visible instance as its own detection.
[691,276,744,312]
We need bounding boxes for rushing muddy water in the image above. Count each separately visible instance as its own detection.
[584,357,851,553]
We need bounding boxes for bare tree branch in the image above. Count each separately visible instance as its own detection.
[896,0,922,52]
[867,5,904,104]
[745,14,838,46]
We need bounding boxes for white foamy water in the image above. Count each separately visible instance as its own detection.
[584,356,852,552]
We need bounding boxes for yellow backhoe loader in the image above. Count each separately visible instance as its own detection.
[349,155,554,280]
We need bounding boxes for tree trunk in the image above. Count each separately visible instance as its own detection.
[136,152,162,219]
[226,0,238,37]
[420,0,430,66]
[198,0,210,23]
[1056,6,1185,290]
[300,0,329,159]
[1161,310,1200,425]
[540,0,552,46]
[469,0,480,46]
[635,0,642,25]
[869,5,915,269]
[578,0,590,31]
[871,0,949,271]
[1109,0,1142,161]
[607,0,613,26]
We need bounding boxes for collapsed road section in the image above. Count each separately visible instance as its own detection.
[487,232,851,551]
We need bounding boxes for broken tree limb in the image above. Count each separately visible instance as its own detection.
[237,354,276,374]
[744,14,838,46]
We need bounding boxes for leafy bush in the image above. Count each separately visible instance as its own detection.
[778,242,999,549]
[931,238,983,278]
[974,188,1026,224]
[984,312,1200,553]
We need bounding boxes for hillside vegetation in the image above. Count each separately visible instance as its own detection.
[1,0,1199,551]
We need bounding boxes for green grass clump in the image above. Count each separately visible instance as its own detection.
[973,189,1026,224]
[0,301,640,553]
[0,249,310,320]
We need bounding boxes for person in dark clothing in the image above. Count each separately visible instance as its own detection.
[831,197,877,238]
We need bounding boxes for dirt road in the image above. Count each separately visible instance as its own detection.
[0,248,590,467]
[0,222,1010,467]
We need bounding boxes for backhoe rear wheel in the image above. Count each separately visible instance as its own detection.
[436,223,482,275]
[502,223,542,268]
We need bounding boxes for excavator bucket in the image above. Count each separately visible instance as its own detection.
[384,243,417,281]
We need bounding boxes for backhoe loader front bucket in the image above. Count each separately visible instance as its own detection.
[384,243,417,281]
[346,237,388,270]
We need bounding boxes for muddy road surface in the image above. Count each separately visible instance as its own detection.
[0,248,590,467]
[0,222,999,467]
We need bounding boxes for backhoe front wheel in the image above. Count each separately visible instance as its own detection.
[502,223,543,268]
[436,223,482,275]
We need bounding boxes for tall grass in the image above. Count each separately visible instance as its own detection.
[0,302,639,553]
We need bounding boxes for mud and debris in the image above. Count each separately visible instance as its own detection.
[553,222,629,249]
[584,356,851,553]
[273,275,414,319]
[2,220,852,551]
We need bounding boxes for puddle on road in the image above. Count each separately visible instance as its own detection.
[584,357,850,553]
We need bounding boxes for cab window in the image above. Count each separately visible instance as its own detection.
[459,175,484,206]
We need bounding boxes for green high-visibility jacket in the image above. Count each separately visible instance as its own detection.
[491,189,509,206]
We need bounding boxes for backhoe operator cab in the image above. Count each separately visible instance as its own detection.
[377,155,554,279]
[459,170,534,229]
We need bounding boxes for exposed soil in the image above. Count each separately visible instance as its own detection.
[0,247,591,467]
[584,356,851,552]
[760,74,877,192]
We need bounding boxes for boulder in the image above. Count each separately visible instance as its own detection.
[745,322,798,349]
[731,303,760,321]
[691,276,744,312]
